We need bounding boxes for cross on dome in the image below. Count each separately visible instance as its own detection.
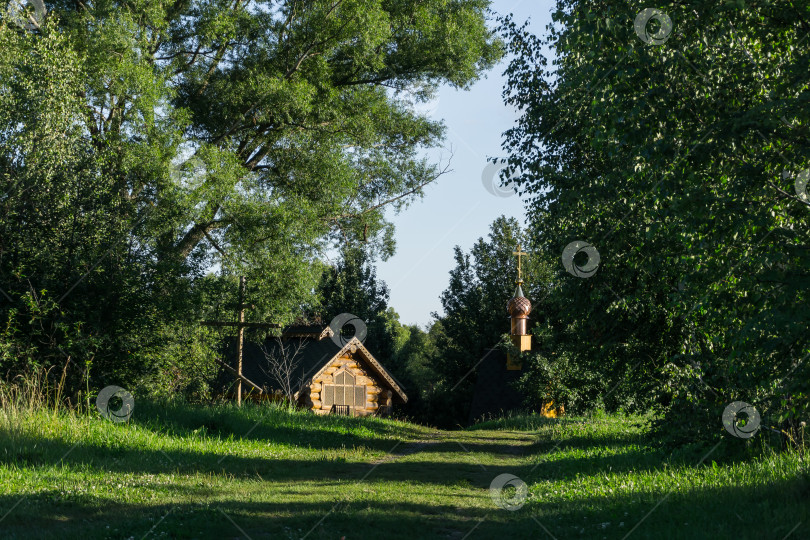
[512,244,527,282]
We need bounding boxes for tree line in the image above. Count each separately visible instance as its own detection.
[1,0,806,448]
[382,1,809,445]
[497,1,808,446]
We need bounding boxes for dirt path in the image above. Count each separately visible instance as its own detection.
[372,428,538,465]
[365,427,540,494]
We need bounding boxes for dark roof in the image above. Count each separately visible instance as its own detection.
[278,325,334,339]
[467,347,525,424]
[232,334,343,396]
[219,330,407,403]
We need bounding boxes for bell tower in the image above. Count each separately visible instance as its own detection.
[506,245,531,370]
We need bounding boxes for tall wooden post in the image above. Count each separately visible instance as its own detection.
[236,276,246,406]
[200,278,280,405]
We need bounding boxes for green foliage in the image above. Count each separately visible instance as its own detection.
[499,1,810,444]
[383,320,442,421]
[403,216,552,427]
[395,322,441,394]
[0,0,501,398]
[133,320,220,400]
[317,247,389,325]
[316,245,408,361]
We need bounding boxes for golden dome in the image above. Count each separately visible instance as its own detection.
[507,282,532,318]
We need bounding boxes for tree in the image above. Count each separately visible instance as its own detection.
[62,0,503,271]
[260,337,308,401]
[499,1,809,443]
[389,321,442,420]
[0,0,502,395]
[316,245,407,361]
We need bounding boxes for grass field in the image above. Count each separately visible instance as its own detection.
[0,399,807,539]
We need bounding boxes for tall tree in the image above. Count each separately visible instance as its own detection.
[500,1,809,443]
[0,0,502,393]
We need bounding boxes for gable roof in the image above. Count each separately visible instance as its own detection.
[279,325,334,339]
[222,329,407,404]
[234,333,340,395]
[307,337,407,403]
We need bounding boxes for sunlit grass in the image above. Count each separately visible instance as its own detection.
[0,390,807,539]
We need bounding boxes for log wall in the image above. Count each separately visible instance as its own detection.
[299,352,389,417]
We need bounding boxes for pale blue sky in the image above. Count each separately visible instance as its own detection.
[376,0,555,328]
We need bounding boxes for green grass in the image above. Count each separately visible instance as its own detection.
[489,412,809,539]
[0,400,807,539]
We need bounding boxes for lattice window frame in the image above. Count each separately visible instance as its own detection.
[323,368,365,410]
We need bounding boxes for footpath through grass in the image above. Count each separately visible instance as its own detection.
[0,401,807,539]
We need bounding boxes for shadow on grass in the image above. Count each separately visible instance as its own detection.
[523,440,778,484]
[0,428,538,487]
[131,399,428,452]
[0,424,745,489]
[0,495,491,540]
[0,472,807,540]
[524,473,810,540]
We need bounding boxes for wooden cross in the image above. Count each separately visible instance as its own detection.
[513,244,527,281]
[200,276,281,406]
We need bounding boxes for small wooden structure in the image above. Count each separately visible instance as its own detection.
[222,325,407,417]
[299,337,407,416]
